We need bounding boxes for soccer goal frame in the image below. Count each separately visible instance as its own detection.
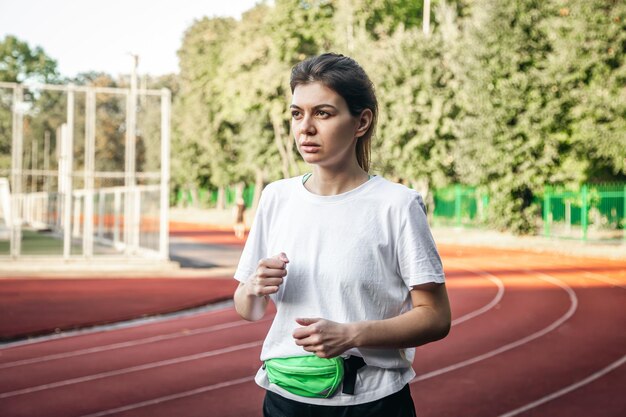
[0,80,171,262]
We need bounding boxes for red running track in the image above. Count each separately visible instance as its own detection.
[0,278,238,341]
[0,245,625,416]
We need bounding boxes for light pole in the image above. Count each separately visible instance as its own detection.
[124,53,139,254]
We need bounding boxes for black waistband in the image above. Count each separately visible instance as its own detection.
[342,356,366,395]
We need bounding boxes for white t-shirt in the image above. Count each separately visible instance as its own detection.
[234,175,445,406]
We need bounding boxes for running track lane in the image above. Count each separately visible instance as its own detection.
[0,247,624,416]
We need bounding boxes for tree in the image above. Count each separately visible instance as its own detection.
[0,35,59,84]
[0,36,60,171]
[551,0,626,178]
[368,26,460,200]
[454,0,574,233]
[172,16,236,204]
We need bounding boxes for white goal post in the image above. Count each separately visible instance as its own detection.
[0,80,171,261]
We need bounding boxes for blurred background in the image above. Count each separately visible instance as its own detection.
[1,0,624,258]
[0,2,625,417]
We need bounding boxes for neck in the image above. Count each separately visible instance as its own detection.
[306,163,369,196]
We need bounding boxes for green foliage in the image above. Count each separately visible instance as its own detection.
[554,0,626,177]
[0,36,60,171]
[169,0,624,234]
[453,0,625,233]
[370,23,459,190]
[0,35,59,83]
[173,16,237,189]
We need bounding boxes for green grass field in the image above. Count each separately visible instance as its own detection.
[0,229,69,256]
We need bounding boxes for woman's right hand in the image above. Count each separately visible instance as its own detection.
[246,252,289,297]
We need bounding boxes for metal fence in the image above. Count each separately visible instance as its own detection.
[430,182,625,243]
[0,81,171,260]
[172,180,626,244]
[543,183,626,243]
[176,185,255,208]
[432,185,489,228]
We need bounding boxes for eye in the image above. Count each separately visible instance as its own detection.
[315,110,330,118]
[291,110,302,119]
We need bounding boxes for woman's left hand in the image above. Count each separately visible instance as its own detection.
[292,318,357,358]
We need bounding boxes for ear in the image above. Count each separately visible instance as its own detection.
[355,109,373,139]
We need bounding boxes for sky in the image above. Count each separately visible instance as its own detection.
[0,0,264,78]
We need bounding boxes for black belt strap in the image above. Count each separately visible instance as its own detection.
[342,356,366,395]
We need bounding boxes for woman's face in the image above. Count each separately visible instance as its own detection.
[290,82,362,170]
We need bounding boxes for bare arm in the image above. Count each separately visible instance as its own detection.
[293,282,451,358]
[234,253,289,321]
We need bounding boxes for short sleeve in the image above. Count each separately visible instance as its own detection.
[397,192,445,288]
[233,189,269,283]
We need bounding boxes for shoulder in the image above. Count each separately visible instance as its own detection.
[259,176,302,204]
[262,176,301,194]
[372,177,425,209]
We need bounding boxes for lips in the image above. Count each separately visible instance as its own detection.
[300,141,320,153]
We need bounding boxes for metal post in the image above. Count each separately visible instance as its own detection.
[55,125,62,229]
[10,86,24,258]
[543,186,551,237]
[114,190,121,246]
[565,200,571,235]
[454,184,462,227]
[623,185,626,244]
[31,139,37,193]
[72,195,81,238]
[44,131,50,194]
[43,130,50,226]
[83,89,96,257]
[124,56,138,255]
[581,184,588,242]
[63,85,75,259]
[482,194,489,223]
[97,189,105,240]
[134,187,141,250]
[159,88,171,260]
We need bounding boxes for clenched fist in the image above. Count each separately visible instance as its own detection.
[246,252,289,297]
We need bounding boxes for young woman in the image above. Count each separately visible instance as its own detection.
[233,53,451,417]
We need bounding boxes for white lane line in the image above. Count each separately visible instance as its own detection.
[502,253,626,290]
[0,300,235,350]
[0,340,263,399]
[580,270,626,289]
[451,270,505,326]
[79,376,256,417]
[497,354,626,417]
[0,316,272,370]
[411,270,578,383]
[2,269,500,371]
[63,268,506,416]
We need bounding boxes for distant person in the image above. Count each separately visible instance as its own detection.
[233,53,451,417]
[233,196,246,240]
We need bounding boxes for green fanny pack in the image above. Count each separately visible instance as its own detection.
[264,355,365,398]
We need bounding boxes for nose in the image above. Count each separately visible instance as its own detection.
[297,114,316,137]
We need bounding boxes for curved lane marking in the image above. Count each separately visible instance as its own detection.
[501,253,626,290]
[79,376,257,417]
[0,272,500,397]
[410,269,578,383]
[579,270,626,289]
[1,269,502,370]
[0,340,263,399]
[497,354,626,417]
[0,301,235,351]
[451,269,505,327]
[66,269,505,415]
[0,316,273,370]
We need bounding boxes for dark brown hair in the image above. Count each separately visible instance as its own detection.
[290,53,378,172]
